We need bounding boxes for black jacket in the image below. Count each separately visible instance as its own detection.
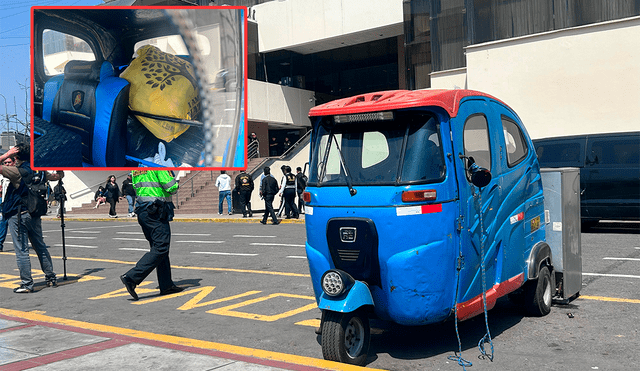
[260,175,278,196]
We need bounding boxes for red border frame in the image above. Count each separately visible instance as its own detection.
[30,5,249,172]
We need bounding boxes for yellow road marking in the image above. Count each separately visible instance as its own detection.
[88,281,157,299]
[296,319,321,328]
[580,295,640,304]
[0,308,385,371]
[208,293,317,322]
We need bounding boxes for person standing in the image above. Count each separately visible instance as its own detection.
[53,181,66,218]
[283,137,292,152]
[259,167,280,225]
[105,174,120,218]
[122,173,136,218]
[295,166,307,214]
[0,156,15,252]
[215,170,232,215]
[0,143,63,293]
[234,170,254,217]
[278,165,299,219]
[269,137,279,156]
[120,170,183,300]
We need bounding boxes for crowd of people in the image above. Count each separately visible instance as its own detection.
[215,164,307,225]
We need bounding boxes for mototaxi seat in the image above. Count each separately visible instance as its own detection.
[40,60,130,167]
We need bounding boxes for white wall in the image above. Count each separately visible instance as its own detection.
[459,16,640,140]
[253,0,403,53]
[247,80,315,127]
[430,67,468,90]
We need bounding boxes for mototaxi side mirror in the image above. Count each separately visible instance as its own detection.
[469,162,492,188]
[460,155,492,188]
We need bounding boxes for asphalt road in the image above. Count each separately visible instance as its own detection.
[1,220,638,371]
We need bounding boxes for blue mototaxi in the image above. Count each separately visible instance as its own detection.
[304,89,554,365]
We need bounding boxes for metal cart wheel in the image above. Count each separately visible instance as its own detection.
[321,310,370,366]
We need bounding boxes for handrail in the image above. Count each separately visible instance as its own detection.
[248,140,259,159]
[68,171,131,200]
[174,170,215,208]
[279,129,311,159]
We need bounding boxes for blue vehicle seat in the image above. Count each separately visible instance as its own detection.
[41,60,130,167]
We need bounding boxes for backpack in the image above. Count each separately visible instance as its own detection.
[19,168,49,217]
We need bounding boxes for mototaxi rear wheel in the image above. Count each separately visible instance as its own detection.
[321,310,370,366]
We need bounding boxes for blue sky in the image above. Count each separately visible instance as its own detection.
[0,0,104,134]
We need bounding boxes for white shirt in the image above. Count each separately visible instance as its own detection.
[215,174,232,191]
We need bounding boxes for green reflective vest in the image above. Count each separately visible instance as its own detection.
[132,170,178,203]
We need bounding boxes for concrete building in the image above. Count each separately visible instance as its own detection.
[62,0,639,210]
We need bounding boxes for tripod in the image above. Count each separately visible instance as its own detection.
[56,180,68,280]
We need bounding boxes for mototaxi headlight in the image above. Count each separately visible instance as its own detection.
[321,269,355,297]
[321,270,344,296]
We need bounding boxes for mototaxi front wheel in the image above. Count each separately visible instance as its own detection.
[321,310,370,366]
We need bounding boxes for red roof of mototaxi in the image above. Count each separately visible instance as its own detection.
[308,89,508,118]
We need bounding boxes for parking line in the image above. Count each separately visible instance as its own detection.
[191,252,258,256]
[286,256,307,259]
[113,238,148,242]
[177,241,225,244]
[251,243,306,247]
[583,272,640,279]
[119,248,150,252]
[581,295,640,304]
[54,244,97,249]
[233,235,276,238]
[603,257,640,262]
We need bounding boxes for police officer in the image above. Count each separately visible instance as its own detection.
[120,170,182,300]
[295,166,307,214]
[278,165,299,219]
[235,170,254,217]
[260,167,280,225]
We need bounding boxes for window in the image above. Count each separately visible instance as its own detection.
[501,117,528,167]
[535,141,583,167]
[463,114,491,172]
[42,29,95,76]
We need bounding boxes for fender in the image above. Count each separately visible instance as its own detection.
[526,241,552,280]
[318,280,374,313]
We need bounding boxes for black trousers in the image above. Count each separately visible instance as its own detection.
[283,188,299,217]
[107,198,117,216]
[125,206,175,291]
[262,194,278,223]
[239,190,252,215]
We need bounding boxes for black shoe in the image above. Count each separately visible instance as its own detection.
[13,285,33,293]
[242,215,247,218]
[160,285,184,295]
[273,220,280,225]
[120,275,138,300]
[260,220,267,225]
[248,212,253,217]
[285,216,292,219]
[46,278,58,287]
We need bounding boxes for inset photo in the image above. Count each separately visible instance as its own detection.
[32,6,247,170]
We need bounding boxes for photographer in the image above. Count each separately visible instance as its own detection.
[0,144,63,293]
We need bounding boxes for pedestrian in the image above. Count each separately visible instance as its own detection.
[0,156,14,252]
[234,170,254,217]
[120,170,183,301]
[295,166,307,213]
[53,181,66,218]
[93,186,107,209]
[259,167,280,225]
[283,137,292,152]
[105,174,120,218]
[122,173,136,217]
[270,137,279,156]
[278,165,299,219]
[215,170,232,215]
[0,143,63,293]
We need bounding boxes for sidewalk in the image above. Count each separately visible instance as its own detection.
[0,309,378,371]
